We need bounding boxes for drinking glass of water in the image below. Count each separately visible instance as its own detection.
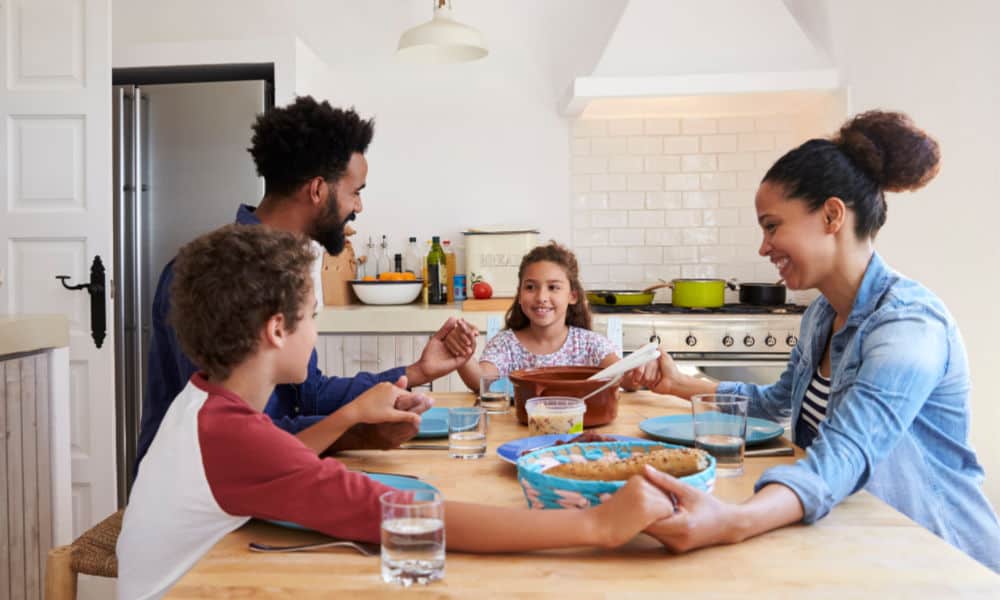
[478,375,510,414]
[380,490,445,586]
[691,394,749,477]
[448,406,487,459]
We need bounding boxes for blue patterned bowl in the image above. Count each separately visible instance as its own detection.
[516,440,716,510]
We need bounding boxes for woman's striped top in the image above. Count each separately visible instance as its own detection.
[799,366,830,435]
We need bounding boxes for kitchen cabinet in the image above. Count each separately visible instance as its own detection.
[318,334,485,393]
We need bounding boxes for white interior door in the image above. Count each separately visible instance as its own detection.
[0,0,115,567]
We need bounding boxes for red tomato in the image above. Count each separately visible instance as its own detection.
[472,280,492,299]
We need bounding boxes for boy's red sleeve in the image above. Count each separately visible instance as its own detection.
[197,395,393,543]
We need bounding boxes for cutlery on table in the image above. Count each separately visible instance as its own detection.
[360,470,420,479]
[744,447,794,457]
[398,443,449,450]
[249,539,379,556]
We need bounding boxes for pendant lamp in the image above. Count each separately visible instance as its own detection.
[397,0,488,64]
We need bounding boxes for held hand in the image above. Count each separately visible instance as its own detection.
[349,382,424,427]
[640,465,743,552]
[443,319,478,358]
[589,474,676,548]
[409,317,475,385]
[624,351,682,395]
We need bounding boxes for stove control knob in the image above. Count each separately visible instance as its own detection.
[722,335,734,347]
[765,334,777,347]
[743,335,756,347]
[786,334,798,348]
[649,334,661,345]
[685,334,697,347]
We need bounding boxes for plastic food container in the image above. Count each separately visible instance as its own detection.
[525,397,585,436]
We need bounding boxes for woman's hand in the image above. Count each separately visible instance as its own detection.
[639,465,746,552]
[588,474,677,548]
[624,351,683,395]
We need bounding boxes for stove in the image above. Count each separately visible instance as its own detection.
[590,303,807,316]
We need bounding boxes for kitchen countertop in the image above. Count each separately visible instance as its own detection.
[168,391,1000,598]
[0,314,70,356]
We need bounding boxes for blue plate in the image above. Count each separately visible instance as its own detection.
[265,472,437,531]
[414,407,449,439]
[497,434,648,465]
[639,414,784,447]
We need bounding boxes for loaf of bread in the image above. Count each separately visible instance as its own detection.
[544,447,709,481]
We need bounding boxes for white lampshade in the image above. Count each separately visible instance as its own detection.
[397,0,488,64]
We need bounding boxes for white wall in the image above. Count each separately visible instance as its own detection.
[825,0,1000,507]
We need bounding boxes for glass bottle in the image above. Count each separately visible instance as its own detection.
[376,234,391,276]
[427,236,447,305]
[394,253,403,273]
[442,240,456,304]
[403,236,420,275]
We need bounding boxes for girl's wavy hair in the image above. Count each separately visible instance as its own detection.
[505,242,592,331]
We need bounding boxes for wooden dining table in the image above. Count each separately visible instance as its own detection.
[167,391,999,598]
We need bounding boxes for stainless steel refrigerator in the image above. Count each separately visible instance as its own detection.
[113,75,272,504]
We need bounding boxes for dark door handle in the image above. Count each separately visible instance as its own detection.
[56,255,107,348]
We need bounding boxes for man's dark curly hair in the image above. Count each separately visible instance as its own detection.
[170,224,315,380]
[248,96,375,196]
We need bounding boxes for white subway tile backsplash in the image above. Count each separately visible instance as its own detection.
[608,119,645,136]
[574,228,609,247]
[663,173,701,191]
[718,117,756,133]
[628,173,663,191]
[683,191,719,209]
[609,191,645,210]
[701,172,738,190]
[682,154,718,172]
[628,210,665,228]
[591,174,627,191]
[610,228,645,246]
[739,133,775,152]
[662,136,700,154]
[628,246,663,264]
[701,135,738,153]
[663,246,699,263]
[644,156,681,173]
[644,118,681,135]
[609,156,644,173]
[591,211,628,228]
[682,118,718,135]
[591,247,628,264]
[575,192,609,210]
[646,191,683,210]
[718,152,756,171]
[645,228,683,246]
[572,156,608,174]
[628,136,663,155]
[664,210,702,227]
[569,112,822,297]
[591,137,629,156]
[573,120,607,137]
[683,227,719,246]
[610,264,645,282]
[682,263,719,278]
[720,190,751,208]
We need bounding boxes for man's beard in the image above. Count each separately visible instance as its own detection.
[311,187,355,255]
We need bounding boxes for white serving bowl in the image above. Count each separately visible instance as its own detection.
[351,280,423,305]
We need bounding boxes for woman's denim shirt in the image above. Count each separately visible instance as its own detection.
[718,252,1000,572]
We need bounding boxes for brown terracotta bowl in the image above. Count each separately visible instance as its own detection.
[508,366,619,428]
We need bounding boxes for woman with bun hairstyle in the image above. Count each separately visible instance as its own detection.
[629,110,1000,571]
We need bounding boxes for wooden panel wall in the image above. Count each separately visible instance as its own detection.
[2,352,53,600]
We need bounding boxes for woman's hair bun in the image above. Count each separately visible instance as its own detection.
[833,110,941,192]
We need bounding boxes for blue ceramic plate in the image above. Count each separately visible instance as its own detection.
[265,473,437,532]
[414,407,450,439]
[497,434,648,465]
[639,414,784,447]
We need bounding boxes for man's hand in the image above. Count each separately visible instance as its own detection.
[406,317,478,386]
[325,375,433,453]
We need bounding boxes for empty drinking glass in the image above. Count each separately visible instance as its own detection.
[691,394,749,477]
[380,490,445,586]
[478,375,510,414]
[448,406,487,459]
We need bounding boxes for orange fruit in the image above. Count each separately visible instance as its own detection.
[362,275,376,281]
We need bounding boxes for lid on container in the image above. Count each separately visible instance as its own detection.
[408,236,417,242]
[432,235,441,243]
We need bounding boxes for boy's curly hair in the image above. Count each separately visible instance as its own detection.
[170,224,315,380]
[248,96,374,195]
